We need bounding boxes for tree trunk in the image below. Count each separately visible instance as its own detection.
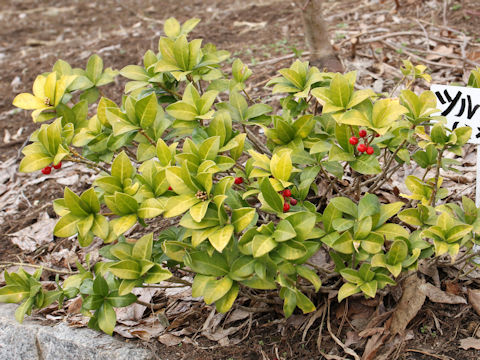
[295,0,344,72]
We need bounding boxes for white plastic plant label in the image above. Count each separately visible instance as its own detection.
[431,84,480,145]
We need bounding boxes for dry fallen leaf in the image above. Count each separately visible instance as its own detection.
[426,45,454,61]
[158,333,183,346]
[468,289,480,316]
[9,212,56,251]
[419,282,467,305]
[460,337,480,350]
[389,274,426,335]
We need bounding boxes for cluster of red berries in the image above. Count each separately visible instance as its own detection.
[41,162,62,175]
[349,129,375,155]
[281,188,297,212]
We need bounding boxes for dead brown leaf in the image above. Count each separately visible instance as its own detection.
[158,333,183,346]
[460,337,480,350]
[389,274,426,335]
[9,212,56,252]
[426,45,454,61]
[445,281,462,296]
[419,282,467,305]
[468,289,480,316]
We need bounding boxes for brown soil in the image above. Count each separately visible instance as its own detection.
[1,0,480,359]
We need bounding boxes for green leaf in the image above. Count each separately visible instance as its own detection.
[132,233,153,260]
[361,233,384,254]
[295,290,316,314]
[0,285,29,303]
[166,101,198,121]
[190,201,210,223]
[338,282,360,302]
[270,149,292,183]
[375,223,409,240]
[135,93,158,128]
[296,266,321,292]
[64,187,90,217]
[187,252,229,276]
[93,276,109,297]
[252,235,277,258]
[350,155,381,175]
[112,192,138,215]
[386,239,409,264]
[215,282,239,313]
[121,64,149,82]
[377,202,404,227]
[358,194,380,219]
[330,197,357,217]
[273,220,297,242]
[111,151,134,183]
[164,194,200,218]
[277,241,307,260]
[282,288,297,318]
[105,291,137,307]
[19,153,53,173]
[191,274,213,297]
[359,281,377,298]
[97,302,116,335]
[86,54,103,83]
[110,214,137,236]
[143,264,172,284]
[398,208,423,226]
[331,231,354,254]
[260,178,284,213]
[109,260,140,280]
[138,198,164,219]
[13,93,49,110]
[15,297,34,323]
[203,276,233,304]
[229,256,256,281]
[80,188,100,214]
[54,213,80,238]
[209,225,234,253]
[232,208,256,233]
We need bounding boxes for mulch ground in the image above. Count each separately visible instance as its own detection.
[1,0,480,359]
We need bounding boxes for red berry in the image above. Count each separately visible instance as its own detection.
[290,198,298,206]
[359,129,367,138]
[168,186,172,191]
[234,177,243,185]
[349,136,359,145]
[53,162,62,170]
[283,202,290,212]
[357,144,367,153]
[366,146,374,155]
[283,189,292,197]
[41,166,52,175]
[375,133,380,138]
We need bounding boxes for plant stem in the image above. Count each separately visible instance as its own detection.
[156,82,181,99]
[136,299,165,310]
[319,163,346,197]
[165,276,192,286]
[368,139,407,192]
[429,146,445,207]
[67,148,110,173]
[388,75,406,97]
[138,129,156,146]
[243,89,254,103]
[242,124,271,156]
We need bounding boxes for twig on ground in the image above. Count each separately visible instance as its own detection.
[0,261,77,275]
[326,300,360,360]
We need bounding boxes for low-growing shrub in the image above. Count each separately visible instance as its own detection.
[2,18,479,335]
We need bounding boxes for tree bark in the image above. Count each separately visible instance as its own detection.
[295,0,344,72]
